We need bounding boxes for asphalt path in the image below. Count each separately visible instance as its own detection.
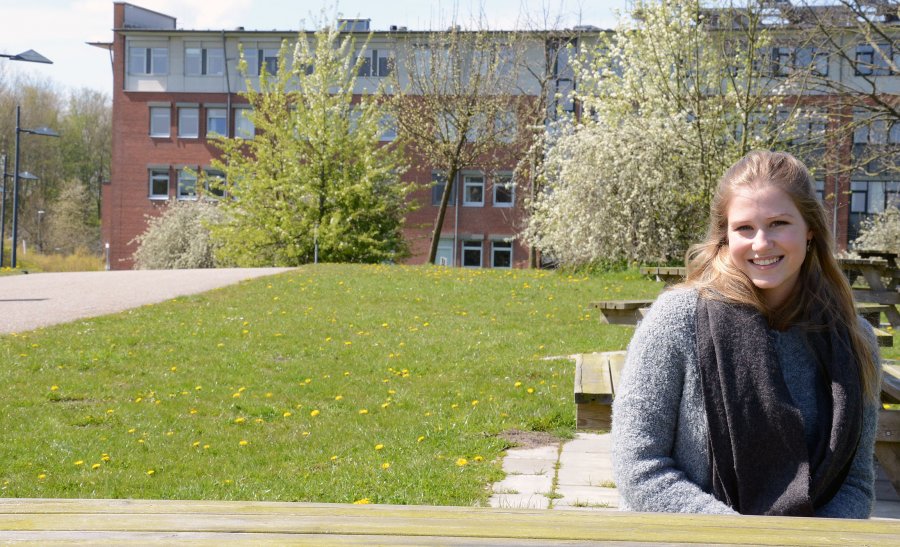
[0,268,293,334]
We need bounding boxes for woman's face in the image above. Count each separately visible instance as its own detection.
[726,184,812,308]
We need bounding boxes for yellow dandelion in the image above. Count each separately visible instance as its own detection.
[234,417,246,424]
[375,444,384,451]
[334,395,343,401]
[50,385,59,391]
[239,440,249,447]
[514,381,522,388]
[330,455,338,461]
[190,408,198,415]
[238,387,246,392]
[232,392,241,398]
[283,411,292,418]
[359,409,369,415]
[106,409,115,414]
[170,366,177,372]
[134,397,142,403]
[192,441,201,448]
[254,418,264,424]
[417,436,425,443]
[37,473,46,480]
[344,371,350,376]
[265,392,273,398]
[474,456,484,462]
[310,409,320,417]
[195,385,202,391]
[203,444,210,449]
[381,402,390,409]
[137,439,145,444]
[527,388,535,394]
[101,454,111,462]
[456,458,468,467]
[146,469,155,476]
[471,400,479,406]
[302,431,310,437]
[74,460,84,466]
[381,462,391,470]
[451,403,459,409]
[353,498,371,504]
[91,463,101,470]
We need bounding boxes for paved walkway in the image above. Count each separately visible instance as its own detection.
[489,432,900,519]
[0,268,292,334]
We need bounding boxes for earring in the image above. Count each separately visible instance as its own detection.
[806,240,812,252]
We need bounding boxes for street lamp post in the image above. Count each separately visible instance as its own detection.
[11,105,58,268]
[0,49,53,64]
[37,209,45,253]
[1,154,7,268]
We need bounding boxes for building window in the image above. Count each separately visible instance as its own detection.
[431,172,455,206]
[178,169,198,200]
[204,169,226,199]
[235,108,255,139]
[848,180,900,238]
[178,107,199,138]
[462,240,482,267]
[855,43,893,76]
[492,241,512,268]
[795,47,828,77]
[149,169,170,200]
[463,174,484,206]
[149,106,171,138]
[185,47,225,76]
[207,108,227,137]
[258,48,279,75]
[358,49,393,77]
[772,47,793,76]
[129,46,168,75]
[379,114,397,141]
[493,174,514,207]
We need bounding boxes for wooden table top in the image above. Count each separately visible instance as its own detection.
[1,498,898,545]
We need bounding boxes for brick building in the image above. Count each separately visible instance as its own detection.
[93,2,583,270]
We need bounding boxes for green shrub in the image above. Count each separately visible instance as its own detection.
[131,200,227,269]
[853,206,900,255]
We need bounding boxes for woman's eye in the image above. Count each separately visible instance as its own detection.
[734,225,753,232]
[771,220,788,227]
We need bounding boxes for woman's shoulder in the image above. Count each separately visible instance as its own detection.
[644,286,699,324]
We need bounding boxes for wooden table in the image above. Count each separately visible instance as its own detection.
[839,258,900,328]
[640,266,686,285]
[1,498,898,545]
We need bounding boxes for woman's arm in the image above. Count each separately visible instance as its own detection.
[612,290,737,514]
[816,318,881,519]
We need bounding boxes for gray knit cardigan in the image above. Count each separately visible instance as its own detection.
[611,288,880,518]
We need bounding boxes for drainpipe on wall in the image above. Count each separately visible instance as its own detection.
[222,30,232,137]
[453,172,459,266]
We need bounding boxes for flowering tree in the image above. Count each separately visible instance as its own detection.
[210,23,414,266]
[525,0,816,265]
[131,200,225,269]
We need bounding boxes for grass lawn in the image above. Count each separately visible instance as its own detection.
[0,264,661,505]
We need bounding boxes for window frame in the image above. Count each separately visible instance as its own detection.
[149,168,170,200]
[463,174,485,207]
[206,107,227,137]
[492,174,515,207]
[149,106,171,138]
[177,168,198,201]
[178,107,200,139]
[491,240,513,269]
[129,46,169,75]
[431,172,455,206]
[234,108,255,139]
[462,240,483,268]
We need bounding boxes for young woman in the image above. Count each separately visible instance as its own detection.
[611,150,881,518]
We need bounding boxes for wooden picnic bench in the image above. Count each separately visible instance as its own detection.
[839,257,900,329]
[1,497,898,544]
[589,300,655,325]
[639,266,687,285]
[574,352,900,499]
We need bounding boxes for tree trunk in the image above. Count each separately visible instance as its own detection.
[427,167,458,264]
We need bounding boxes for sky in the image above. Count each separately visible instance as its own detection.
[0,0,629,97]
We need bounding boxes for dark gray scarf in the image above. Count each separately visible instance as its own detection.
[695,296,862,516]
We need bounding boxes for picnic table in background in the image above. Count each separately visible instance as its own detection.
[838,256,900,329]
[639,266,686,286]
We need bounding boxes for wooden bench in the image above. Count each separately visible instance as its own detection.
[574,351,625,430]
[640,266,687,285]
[1,497,897,544]
[574,353,900,498]
[589,300,654,325]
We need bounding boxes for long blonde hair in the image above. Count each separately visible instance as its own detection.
[685,150,879,401]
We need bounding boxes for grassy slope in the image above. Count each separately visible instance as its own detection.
[0,264,660,504]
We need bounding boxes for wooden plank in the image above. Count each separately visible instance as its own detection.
[852,289,900,305]
[884,362,900,403]
[875,328,894,348]
[574,353,613,403]
[576,401,612,431]
[1,499,898,545]
[877,409,900,444]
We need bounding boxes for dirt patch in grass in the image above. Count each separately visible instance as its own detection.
[499,429,562,450]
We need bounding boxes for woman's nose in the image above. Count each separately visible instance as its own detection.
[752,229,772,251]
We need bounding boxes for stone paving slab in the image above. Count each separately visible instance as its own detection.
[491,473,553,495]
[487,493,551,509]
[501,457,555,476]
[502,445,559,460]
